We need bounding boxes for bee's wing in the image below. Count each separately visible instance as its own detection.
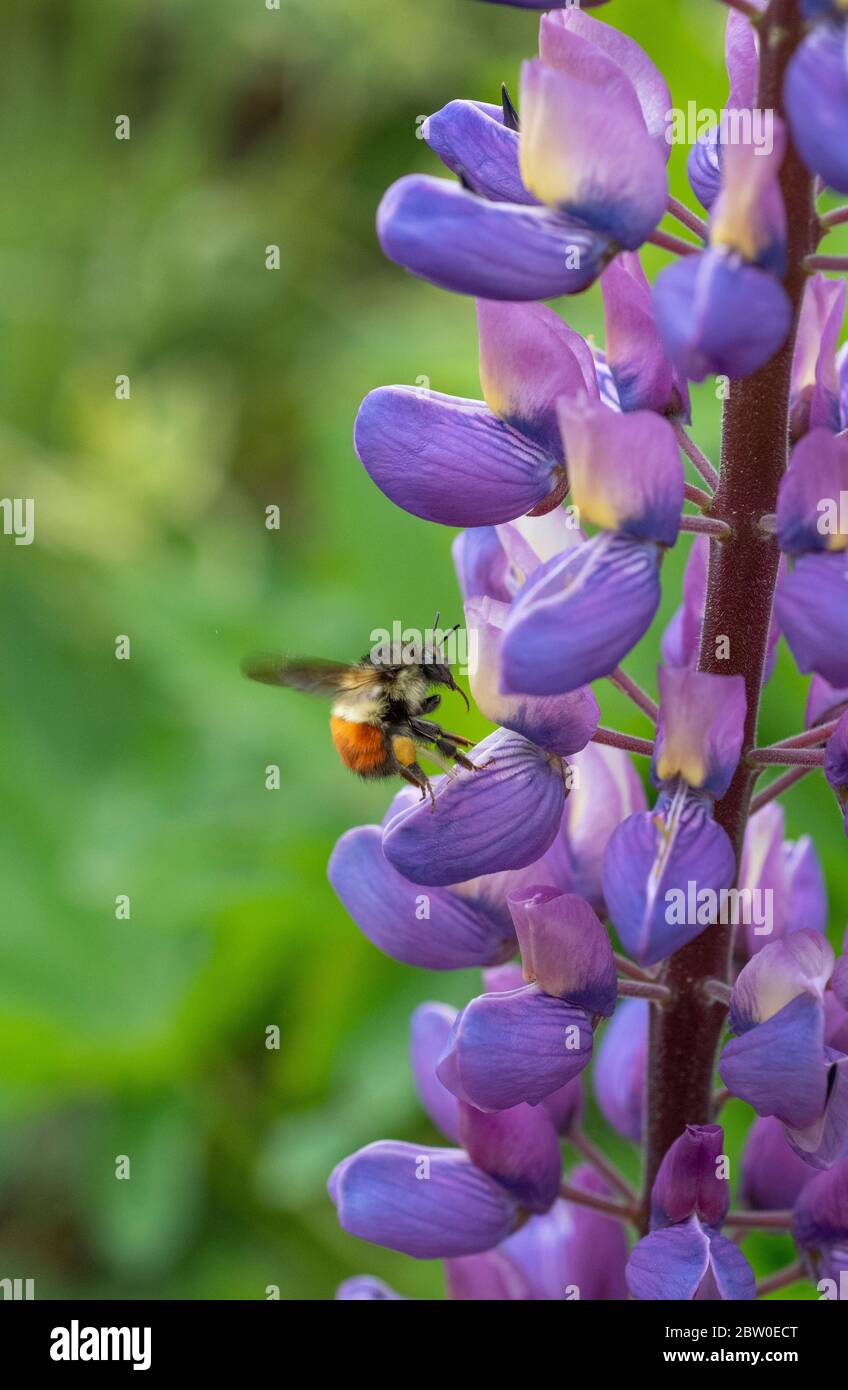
[241,655,380,699]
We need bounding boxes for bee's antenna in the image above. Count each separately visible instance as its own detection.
[433,610,441,631]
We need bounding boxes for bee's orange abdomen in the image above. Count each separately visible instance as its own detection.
[330,716,390,777]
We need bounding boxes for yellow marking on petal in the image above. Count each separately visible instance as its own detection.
[570,480,624,533]
[655,745,706,790]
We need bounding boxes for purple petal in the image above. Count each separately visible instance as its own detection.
[502,1175,629,1300]
[741,1116,817,1211]
[792,1156,848,1265]
[594,997,648,1143]
[627,1220,755,1301]
[328,825,515,969]
[541,1076,584,1136]
[777,428,848,554]
[651,1124,729,1231]
[602,787,737,967]
[459,1100,562,1213]
[806,674,848,728]
[507,886,617,1015]
[436,984,593,1112]
[422,100,530,205]
[354,386,557,527]
[382,728,567,886]
[410,1003,461,1142]
[335,1276,404,1300]
[465,596,599,756]
[654,251,792,383]
[785,1049,848,1169]
[785,24,848,193]
[653,667,746,799]
[736,804,828,957]
[709,118,787,275]
[477,299,597,458]
[688,128,722,213]
[776,550,848,687]
[519,58,667,250]
[501,532,662,696]
[601,252,690,417]
[377,174,610,300]
[540,9,672,155]
[558,399,684,546]
[790,274,846,438]
[329,1141,520,1259]
[661,534,710,668]
[730,929,834,1033]
[443,1249,532,1301]
[453,528,513,605]
[825,710,848,794]
[558,742,648,913]
[720,992,828,1129]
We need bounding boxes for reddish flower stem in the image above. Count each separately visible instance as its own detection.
[673,421,720,491]
[748,747,825,768]
[592,727,654,758]
[819,205,848,231]
[648,228,701,257]
[667,196,708,242]
[570,1131,638,1204]
[559,1181,636,1224]
[756,1259,807,1297]
[749,765,813,812]
[679,515,732,538]
[641,0,818,1233]
[726,1209,793,1231]
[765,718,840,751]
[805,254,848,272]
[608,667,658,722]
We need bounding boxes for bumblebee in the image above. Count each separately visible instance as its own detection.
[242,622,476,807]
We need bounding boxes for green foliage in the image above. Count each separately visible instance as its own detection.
[0,0,841,1299]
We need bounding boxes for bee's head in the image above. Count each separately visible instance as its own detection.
[421,660,470,711]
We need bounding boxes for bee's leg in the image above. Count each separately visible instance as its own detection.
[410,716,474,748]
[398,762,436,810]
[432,735,477,771]
[392,733,437,811]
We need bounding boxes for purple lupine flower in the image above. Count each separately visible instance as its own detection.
[600,251,691,418]
[354,300,601,528]
[627,1125,756,1301]
[602,670,744,966]
[650,1124,729,1230]
[655,123,792,381]
[785,9,848,192]
[445,1166,628,1302]
[687,9,759,211]
[322,0,848,1304]
[555,740,648,913]
[720,931,848,1167]
[464,595,599,756]
[776,428,848,555]
[410,1002,462,1142]
[736,802,828,958]
[329,1141,522,1259]
[790,275,846,438]
[436,983,594,1112]
[328,824,518,968]
[594,997,648,1144]
[381,728,568,885]
[507,885,618,1015]
[775,551,848,688]
[740,1116,817,1212]
[499,404,684,696]
[378,10,670,300]
[806,674,848,728]
[791,1158,848,1286]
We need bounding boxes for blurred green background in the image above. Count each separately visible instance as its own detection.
[0,0,844,1300]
